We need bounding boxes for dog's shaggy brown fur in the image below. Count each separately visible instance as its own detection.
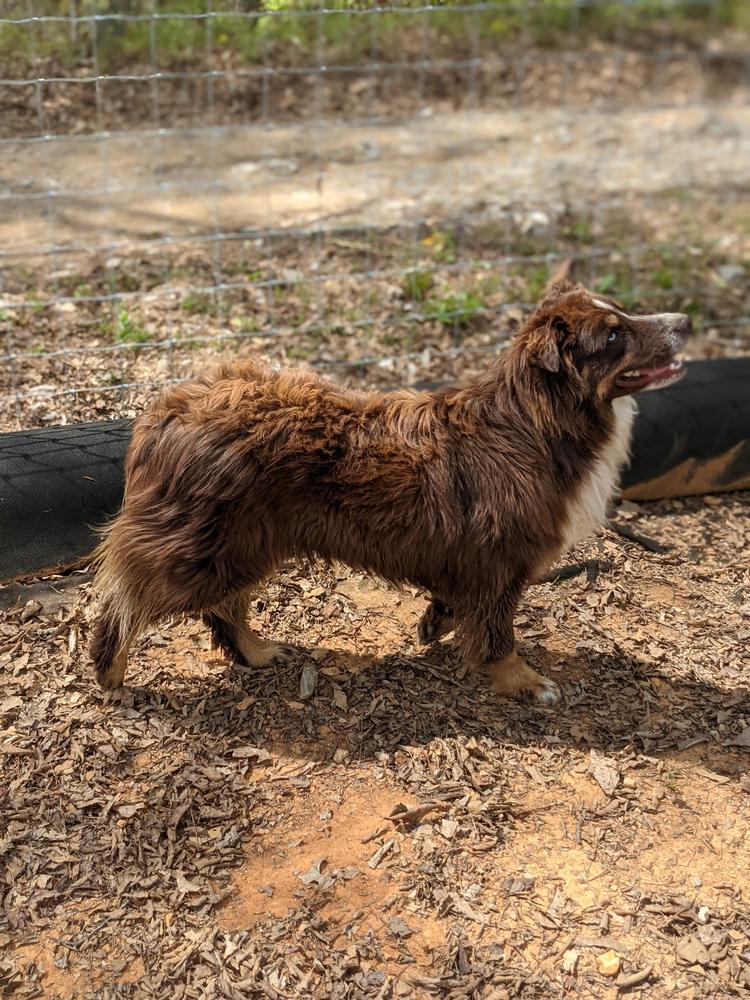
[91,281,689,703]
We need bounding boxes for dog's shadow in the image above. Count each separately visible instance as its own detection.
[107,639,748,779]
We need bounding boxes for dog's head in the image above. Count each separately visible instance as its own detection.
[517,280,690,401]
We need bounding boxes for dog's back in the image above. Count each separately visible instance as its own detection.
[91,360,459,687]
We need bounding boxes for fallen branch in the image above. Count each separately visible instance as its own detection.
[536,559,613,585]
[386,802,448,827]
[616,966,654,990]
[607,519,670,553]
[368,838,396,869]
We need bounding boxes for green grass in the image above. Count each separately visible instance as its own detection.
[524,264,551,302]
[380,323,424,348]
[651,249,680,291]
[652,264,676,291]
[2,1,746,74]
[181,292,215,315]
[25,297,46,314]
[422,288,483,329]
[592,268,637,309]
[107,307,153,345]
[402,269,434,303]
[595,273,618,295]
[566,219,594,244]
[286,334,322,361]
[422,230,457,265]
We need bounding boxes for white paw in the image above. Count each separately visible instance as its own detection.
[533,677,561,706]
[236,642,295,669]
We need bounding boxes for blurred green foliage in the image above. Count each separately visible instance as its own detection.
[1,1,747,72]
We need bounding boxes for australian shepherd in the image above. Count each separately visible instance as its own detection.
[91,281,689,704]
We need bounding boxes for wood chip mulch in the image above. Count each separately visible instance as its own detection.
[1,495,749,999]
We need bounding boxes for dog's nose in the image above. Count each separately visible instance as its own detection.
[672,313,692,342]
[660,312,691,346]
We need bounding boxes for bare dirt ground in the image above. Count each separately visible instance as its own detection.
[3,103,748,255]
[1,496,749,999]
[1,40,749,431]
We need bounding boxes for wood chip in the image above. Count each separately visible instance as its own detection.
[597,950,621,977]
[368,838,396,869]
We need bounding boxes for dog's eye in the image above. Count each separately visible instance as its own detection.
[607,330,619,344]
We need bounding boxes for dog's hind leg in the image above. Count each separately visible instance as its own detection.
[459,586,560,706]
[203,589,293,669]
[90,600,141,691]
[417,597,455,644]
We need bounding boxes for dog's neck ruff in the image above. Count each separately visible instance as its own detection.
[557,395,637,556]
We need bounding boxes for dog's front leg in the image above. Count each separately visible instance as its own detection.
[462,586,561,706]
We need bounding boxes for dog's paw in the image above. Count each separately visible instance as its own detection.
[489,651,561,707]
[272,643,297,663]
[523,676,561,706]
[417,602,454,645]
[234,641,296,669]
[417,614,436,645]
[95,650,128,691]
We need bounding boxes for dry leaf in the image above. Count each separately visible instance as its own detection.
[298,859,328,886]
[175,872,202,894]
[299,664,318,700]
[723,726,750,749]
[368,839,396,869]
[116,802,144,818]
[231,746,271,762]
[440,819,459,840]
[588,751,620,796]
[502,876,535,896]
[676,935,711,966]
[388,917,413,938]
[562,949,579,974]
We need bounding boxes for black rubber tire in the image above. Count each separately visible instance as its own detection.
[0,420,130,582]
[621,357,750,500]
[1,359,748,581]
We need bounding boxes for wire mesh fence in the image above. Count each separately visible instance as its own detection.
[1,0,748,431]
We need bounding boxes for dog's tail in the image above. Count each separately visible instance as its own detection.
[544,257,574,292]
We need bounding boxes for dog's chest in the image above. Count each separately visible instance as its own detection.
[558,396,637,556]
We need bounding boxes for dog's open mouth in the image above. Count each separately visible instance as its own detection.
[615,358,685,392]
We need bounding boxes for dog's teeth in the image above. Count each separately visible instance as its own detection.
[669,360,682,370]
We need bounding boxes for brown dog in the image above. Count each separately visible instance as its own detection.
[90,281,689,703]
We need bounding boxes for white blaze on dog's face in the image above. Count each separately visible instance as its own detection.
[586,294,690,398]
[522,281,691,401]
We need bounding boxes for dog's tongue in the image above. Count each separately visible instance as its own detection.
[639,362,680,382]
[616,359,685,392]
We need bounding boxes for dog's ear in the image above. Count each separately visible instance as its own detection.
[526,318,563,372]
[539,279,577,309]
